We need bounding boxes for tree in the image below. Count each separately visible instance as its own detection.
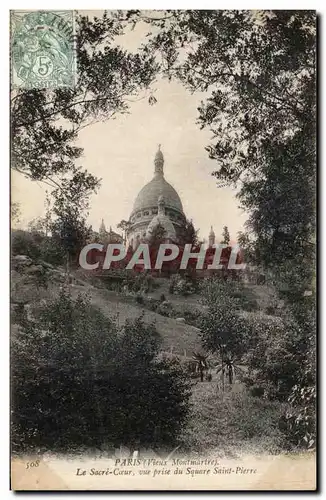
[11,290,191,452]
[191,352,208,382]
[148,223,167,248]
[221,225,230,245]
[49,172,97,276]
[179,218,200,246]
[243,309,313,398]
[215,357,246,388]
[142,11,316,442]
[143,9,315,303]
[117,219,131,245]
[11,11,158,207]
[237,230,255,265]
[200,278,253,372]
[11,202,21,226]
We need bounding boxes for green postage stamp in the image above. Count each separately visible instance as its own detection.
[11,10,76,89]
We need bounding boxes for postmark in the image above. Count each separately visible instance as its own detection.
[11,10,76,89]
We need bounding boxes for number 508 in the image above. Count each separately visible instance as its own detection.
[26,460,40,469]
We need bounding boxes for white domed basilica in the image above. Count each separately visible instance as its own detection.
[127,146,187,249]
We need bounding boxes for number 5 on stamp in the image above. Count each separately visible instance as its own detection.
[11,10,76,89]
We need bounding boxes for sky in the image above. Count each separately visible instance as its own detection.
[11,13,248,243]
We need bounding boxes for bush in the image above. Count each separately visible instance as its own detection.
[11,230,65,266]
[122,273,156,294]
[183,308,201,327]
[11,291,190,453]
[135,294,144,304]
[38,237,65,266]
[157,301,172,317]
[279,331,316,449]
[11,230,41,260]
[143,297,160,312]
[243,313,311,402]
[171,276,195,296]
[169,275,178,294]
[279,385,316,449]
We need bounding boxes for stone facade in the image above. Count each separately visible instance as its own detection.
[95,146,218,251]
[127,146,187,250]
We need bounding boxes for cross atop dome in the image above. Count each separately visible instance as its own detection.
[154,144,164,176]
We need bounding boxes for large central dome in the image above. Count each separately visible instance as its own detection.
[132,175,183,214]
[127,146,186,250]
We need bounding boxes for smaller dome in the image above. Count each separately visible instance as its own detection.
[146,214,176,241]
[209,225,215,236]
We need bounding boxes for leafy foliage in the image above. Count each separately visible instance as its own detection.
[148,222,167,248]
[142,9,316,448]
[11,12,158,191]
[280,329,316,448]
[11,202,21,226]
[169,275,196,296]
[49,173,97,269]
[221,225,230,245]
[179,218,200,246]
[11,291,191,452]
[11,229,65,266]
[143,9,316,302]
[200,278,254,360]
[243,309,316,447]
[117,219,132,245]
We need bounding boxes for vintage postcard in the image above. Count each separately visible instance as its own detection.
[10,9,317,491]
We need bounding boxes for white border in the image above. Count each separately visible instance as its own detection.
[2,2,324,498]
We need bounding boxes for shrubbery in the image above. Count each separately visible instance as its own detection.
[12,230,41,261]
[242,311,316,448]
[122,272,156,294]
[243,314,302,400]
[199,277,316,450]
[11,291,191,453]
[169,275,196,296]
[11,230,65,267]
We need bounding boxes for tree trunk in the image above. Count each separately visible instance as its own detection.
[65,251,70,285]
[221,348,225,392]
[228,364,233,385]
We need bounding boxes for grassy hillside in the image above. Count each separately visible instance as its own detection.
[70,284,202,355]
[180,381,287,456]
[12,255,301,458]
[11,260,202,356]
